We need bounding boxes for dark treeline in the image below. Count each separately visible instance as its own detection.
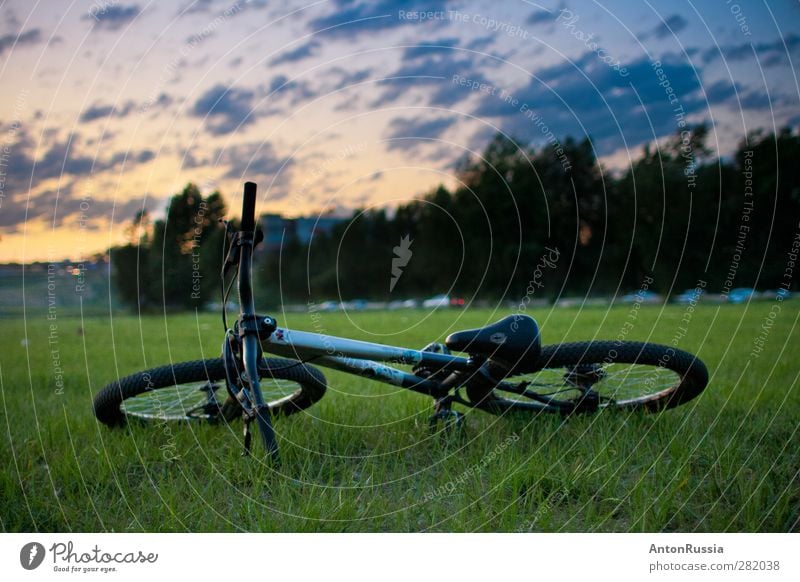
[264,126,800,304]
[112,127,800,310]
[112,184,227,310]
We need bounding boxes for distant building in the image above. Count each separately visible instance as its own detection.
[257,214,345,252]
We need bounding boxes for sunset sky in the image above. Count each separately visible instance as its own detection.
[1,0,798,262]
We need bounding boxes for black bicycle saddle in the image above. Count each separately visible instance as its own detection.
[445,315,541,371]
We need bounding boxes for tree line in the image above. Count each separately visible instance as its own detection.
[111,126,800,310]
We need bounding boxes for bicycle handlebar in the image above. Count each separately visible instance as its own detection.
[235,181,279,459]
[241,181,257,232]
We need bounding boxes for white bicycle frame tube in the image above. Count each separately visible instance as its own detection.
[262,327,469,393]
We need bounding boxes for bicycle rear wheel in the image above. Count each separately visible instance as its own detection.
[466,341,708,414]
[93,357,326,426]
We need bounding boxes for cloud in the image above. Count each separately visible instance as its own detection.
[0,128,158,230]
[705,80,738,105]
[702,33,800,67]
[192,84,257,135]
[384,116,456,151]
[80,101,135,122]
[401,37,460,60]
[466,36,494,51]
[34,136,154,181]
[324,67,372,92]
[266,75,317,105]
[178,0,215,14]
[218,142,294,199]
[181,141,294,198]
[526,9,556,26]
[217,142,291,180]
[309,0,449,38]
[83,4,141,31]
[738,91,773,110]
[377,49,491,107]
[271,39,320,65]
[19,188,159,230]
[473,54,707,154]
[81,94,172,122]
[0,28,42,55]
[642,14,688,40]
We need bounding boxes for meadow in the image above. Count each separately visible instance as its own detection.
[1,302,798,532]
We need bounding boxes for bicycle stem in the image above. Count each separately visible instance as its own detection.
[237,182,279,460]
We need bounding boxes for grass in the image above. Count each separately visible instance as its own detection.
[1,302,798,532]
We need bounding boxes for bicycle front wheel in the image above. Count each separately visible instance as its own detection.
[93,358,326,426]
[466,341,708,414]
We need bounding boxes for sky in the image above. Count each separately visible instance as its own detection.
[0,0,798,262]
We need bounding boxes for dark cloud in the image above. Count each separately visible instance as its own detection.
[738,91,773,110]
[18,189,159,230]
[192,84,257,135]
[642,14,688,40]
[703,79,778,111]
[218,143,290,179]
[178,0,215,14]
[271,39,320,65]
[266,76,317,105]
[181,141,293,197]
[80,101,134,122]
[473,54,707,154]
[384,116,456,151]
[705,80,738,105]
[81,94,172,122]
[326,67,372,91]
[309,0,449,38]
[82,4,141,31]
[0,128,158,230]
[35,137,154,181]
[526,9,556,25]
[377,50,491,107]
[134,150,156,163]
[702,33,800,67]
[0,28,42,55]
[402,37,460,60]
[466,36,494,51]
[218,142,293,199]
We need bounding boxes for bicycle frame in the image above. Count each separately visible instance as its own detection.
[229,182,485,458]
[262,326,474,398]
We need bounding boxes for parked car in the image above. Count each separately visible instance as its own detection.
[388,298,420,310]
[342,299,368,310]
[673,288,705,304]
[619,290,662,304]
[727,287,756,304]
[761,288,792,301]
[423,294,450,308]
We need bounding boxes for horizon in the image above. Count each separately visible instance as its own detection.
[1,0,798,262]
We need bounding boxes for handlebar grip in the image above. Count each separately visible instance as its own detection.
[241,181,257,232]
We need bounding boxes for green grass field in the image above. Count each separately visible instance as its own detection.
[1,303,798,532]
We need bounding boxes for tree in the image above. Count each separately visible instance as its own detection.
[111,184,227,311]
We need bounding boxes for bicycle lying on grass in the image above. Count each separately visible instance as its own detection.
[94,182,709,460]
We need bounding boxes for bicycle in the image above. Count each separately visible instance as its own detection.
[93,182,710,460]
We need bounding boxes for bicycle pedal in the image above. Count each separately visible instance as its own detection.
[564,391,601,415]
[428,410,465,433]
